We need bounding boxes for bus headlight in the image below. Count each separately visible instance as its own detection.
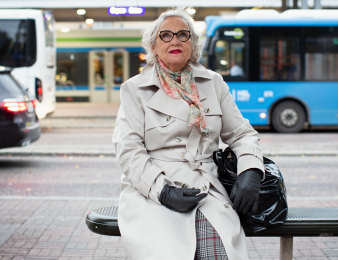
[260,113,267,119]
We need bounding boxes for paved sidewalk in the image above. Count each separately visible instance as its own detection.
[50,103,120,118]
[40,118,115,129]
[39,103,117,130]
[0,197,337,260]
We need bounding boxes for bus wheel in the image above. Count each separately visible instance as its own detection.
[272,101,306,133]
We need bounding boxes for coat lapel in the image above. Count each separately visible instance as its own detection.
[191,63,223,116]
[146,85,190,122]
[197,79,222,116]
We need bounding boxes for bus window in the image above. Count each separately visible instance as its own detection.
[94,53,105,85]
[56,52,88,87]
[0,19,36,67]
[214,40,246,77]
[138,53,147,73]
[43,12,54,47]
[304,27,338,81]
[260,36,300,81]
[128,52,146,77]
[114,53,123,84]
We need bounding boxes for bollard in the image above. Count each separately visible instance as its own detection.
[280,236,293,260]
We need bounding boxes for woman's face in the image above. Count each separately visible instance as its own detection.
[153,16,192,72]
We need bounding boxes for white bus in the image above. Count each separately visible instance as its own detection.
[0,9,56,119]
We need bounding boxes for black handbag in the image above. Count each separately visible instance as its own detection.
[213,147,288,234]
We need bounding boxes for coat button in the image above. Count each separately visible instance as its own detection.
[202,131,209,137]
[175,136,181,143]
[202,185,207,191]
[181,183,187,188]
[166,116,171,121]
[204,108,210,113]
[224,201,231,208]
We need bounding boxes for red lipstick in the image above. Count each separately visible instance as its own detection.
[169,49,182,54]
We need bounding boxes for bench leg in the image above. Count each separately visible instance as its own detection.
[280,236,293,260]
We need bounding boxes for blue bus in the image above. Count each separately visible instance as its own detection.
[201,9,338,133]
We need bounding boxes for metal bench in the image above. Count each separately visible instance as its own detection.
[86,207,338,260]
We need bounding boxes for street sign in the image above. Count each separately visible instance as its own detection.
[108,6,145,15]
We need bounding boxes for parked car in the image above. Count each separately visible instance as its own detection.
[0,67,41,149]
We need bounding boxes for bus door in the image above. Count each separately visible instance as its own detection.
[89,51,110,103]
[109,51,129,103]
[89,50,129,103]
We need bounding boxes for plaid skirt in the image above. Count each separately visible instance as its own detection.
[194,210,228,260]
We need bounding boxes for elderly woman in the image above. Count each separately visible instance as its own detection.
[112,7,264,260]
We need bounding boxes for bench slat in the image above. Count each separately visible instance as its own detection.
[86,206,338,237]
[287,207,338,221]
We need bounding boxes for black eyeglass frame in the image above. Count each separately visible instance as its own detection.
[158,30,191,42]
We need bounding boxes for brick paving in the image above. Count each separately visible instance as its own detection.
[0,198,337,260]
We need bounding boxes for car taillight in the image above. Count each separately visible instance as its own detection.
[3,102,28,112]
[35,78,43,102]
[32,100,37,108]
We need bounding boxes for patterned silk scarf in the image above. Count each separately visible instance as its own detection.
[155,57,209,136]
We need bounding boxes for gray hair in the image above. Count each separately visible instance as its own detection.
[141,6,203,64]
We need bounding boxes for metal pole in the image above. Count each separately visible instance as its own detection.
[301,0,308,9]
[314,0,321,9]
[293,0,298,8]
[282,0,288,11]
[280,237,293,260]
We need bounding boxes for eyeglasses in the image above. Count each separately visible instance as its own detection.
[158,30,191,42]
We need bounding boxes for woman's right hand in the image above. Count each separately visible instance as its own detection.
[159,184,207,213]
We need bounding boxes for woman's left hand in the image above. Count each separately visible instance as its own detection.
[230,168,263,214]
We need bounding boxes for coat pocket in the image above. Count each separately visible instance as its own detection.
[202,102,222,136]
[145,113,177,150]
[204,113,222,138]
[145,114,176,131]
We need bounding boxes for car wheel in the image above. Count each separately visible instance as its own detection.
[272,101,306,133]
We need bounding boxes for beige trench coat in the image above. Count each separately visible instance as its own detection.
[112,62,264,260]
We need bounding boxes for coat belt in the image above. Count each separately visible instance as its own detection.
[148,127,230,201]
[148,126,212,169]
[149,149,214,170]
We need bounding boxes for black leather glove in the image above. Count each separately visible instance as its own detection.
[159,184,207,213]
[230,168,263,214]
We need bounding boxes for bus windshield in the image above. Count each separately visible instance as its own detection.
[214,40,246,77]
[0,19,37,68]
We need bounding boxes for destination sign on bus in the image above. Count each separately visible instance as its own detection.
[224,28,245,39]
[108,6,145,15]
